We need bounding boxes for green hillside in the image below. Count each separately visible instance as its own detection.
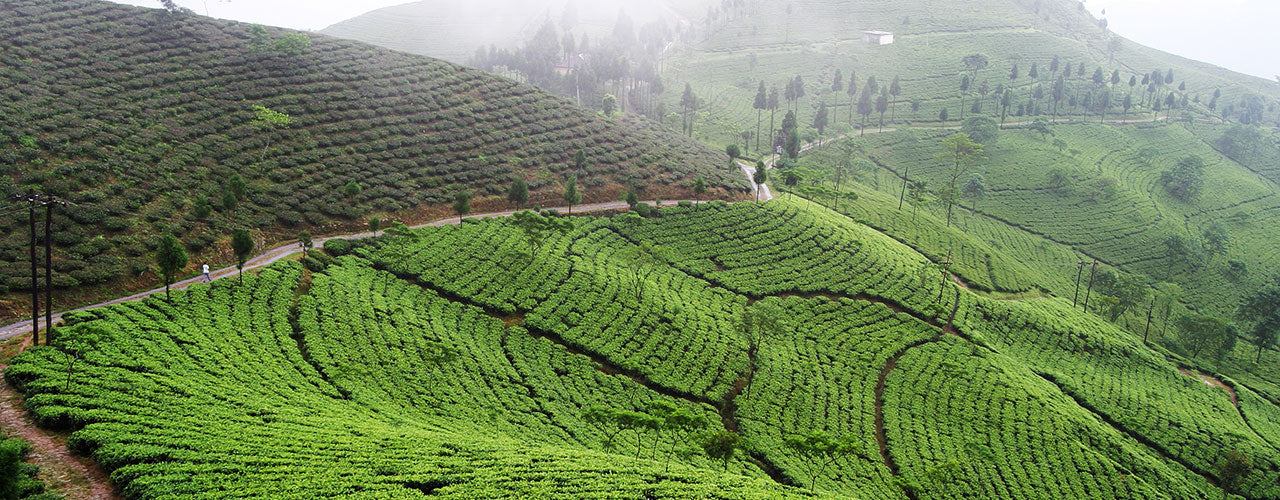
[0,0,743,320]
[8,199,1279,498]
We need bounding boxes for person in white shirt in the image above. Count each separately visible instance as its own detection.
[202,263,211,283]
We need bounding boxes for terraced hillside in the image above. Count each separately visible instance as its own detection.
[7,200,1280,498]
[660,0,1280,149]
[795,120,1280,397]
[0,0,743,318]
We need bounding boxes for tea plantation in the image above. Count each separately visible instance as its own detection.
[8,199,1278,498]
[0,0,743,310]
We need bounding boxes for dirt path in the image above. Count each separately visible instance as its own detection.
[1178,368,1238,406]
[0,354,118,499]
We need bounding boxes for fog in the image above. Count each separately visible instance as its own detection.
[1086,0,1280,81]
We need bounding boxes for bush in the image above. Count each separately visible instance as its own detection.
[324,238,352,257]
[633,202,652,217]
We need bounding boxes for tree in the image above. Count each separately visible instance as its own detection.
[273,32,311,56]
[875,91,889,131]
[453,191,472,223]
[700,430,740,470]
[738,301,786,395]
[1028,118,1052,141]
[368,217,381,236]
[583,406,625,451]
[846,71,859,125]
[680,84,697,135]
[1047,168,1071,193]
[1122,94,1133,123]
[602,94,617,117]
[298,230,312,256]
[813,103,829,139]
[726,143,741,160]
[561,176,580,216]
[857,92,874,135]
[783,171,802,199]
[231,229,254,285]
[228,173,247,200]
[962,174,987,218]
[768,86,780,150]
[753,81,767,152]
[692,175,706,208]
[792,75,806,114]
[961,53,989,80]
[961,116,999,144]
[510,210,572,257]
[939,108,949,122]
[752,162,768,202]
[624,185,639,208]
[52,324,103,392]
[936,133,985,227]
[1238,276,1280,363]
[889,76,902,122]
[250,105,293,163]
[1216,449,1255,498]
[785,431,859,491]
[1051,74,1066,122]
[507,178,529,209]
[574,148,588,171]
[1202,221,1230,262]
[154,234,188,303]
[649,401,709,471]
[1000,89,1013,128]
[959,75,971,120]
[1175,314,1236,360]
[830,69,843,109]
[248,24,271,53]
[1159,155,1205,201]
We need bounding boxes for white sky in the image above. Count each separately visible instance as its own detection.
[1085,0,1279,81]
[110,0,1280,82]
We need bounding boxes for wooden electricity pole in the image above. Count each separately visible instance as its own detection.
[1072,261,1087,307]
[1082,261,1099,313]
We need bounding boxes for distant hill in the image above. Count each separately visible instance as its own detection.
[0,0,742,316]
[321,0,709,65]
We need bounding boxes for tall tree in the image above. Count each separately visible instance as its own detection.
[961,53,989,80]
[510,210,572,257]
[452,191,472,223]
[692,175,707,208]
[813,103,829,144]
[831,69,844,109]
[507,178,529,209]
[680,84,697,135]
[876,90,889,131]
[792,75,806,114]
[231,229,254,285]
[857,91,873,135]
[154,234,188,303]
[767,86,780,152]
[753,81,767,152]
[959,75,971,120]
[846,71,859,125]
[250,105,293,164]
[1238,276,1280,363]
[889,76,902,122]
[562,175,581,216]
[936,133,985,227]
[752,162,768,202]
[1175,314,1236,360]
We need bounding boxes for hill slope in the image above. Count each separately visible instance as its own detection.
[0,0,743,317]
[7,200,1280,498]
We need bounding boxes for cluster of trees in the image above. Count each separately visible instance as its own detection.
[582,401,713,471]
[468,11,678,120]
[1168,275,1278,363]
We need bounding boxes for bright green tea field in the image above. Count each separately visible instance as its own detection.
[8,200,1278,498]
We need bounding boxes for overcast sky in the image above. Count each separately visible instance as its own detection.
[110,0,1279,82]
[1086,0,1279,81]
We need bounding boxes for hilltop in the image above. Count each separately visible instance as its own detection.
[0,0,743,319]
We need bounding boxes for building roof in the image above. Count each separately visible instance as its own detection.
[863,31,894,36]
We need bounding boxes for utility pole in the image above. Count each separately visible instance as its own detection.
[898,164,910,211]
[1082,261,1099,313]
[43,196,65,343]
[1072,261,1087,307]
[24,192,39,345]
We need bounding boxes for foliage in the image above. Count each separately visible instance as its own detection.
[1159,156,1206,202]
[153,234,187,301]
[960,116,999,144]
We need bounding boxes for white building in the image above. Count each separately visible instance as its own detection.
[862,31,895,45]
